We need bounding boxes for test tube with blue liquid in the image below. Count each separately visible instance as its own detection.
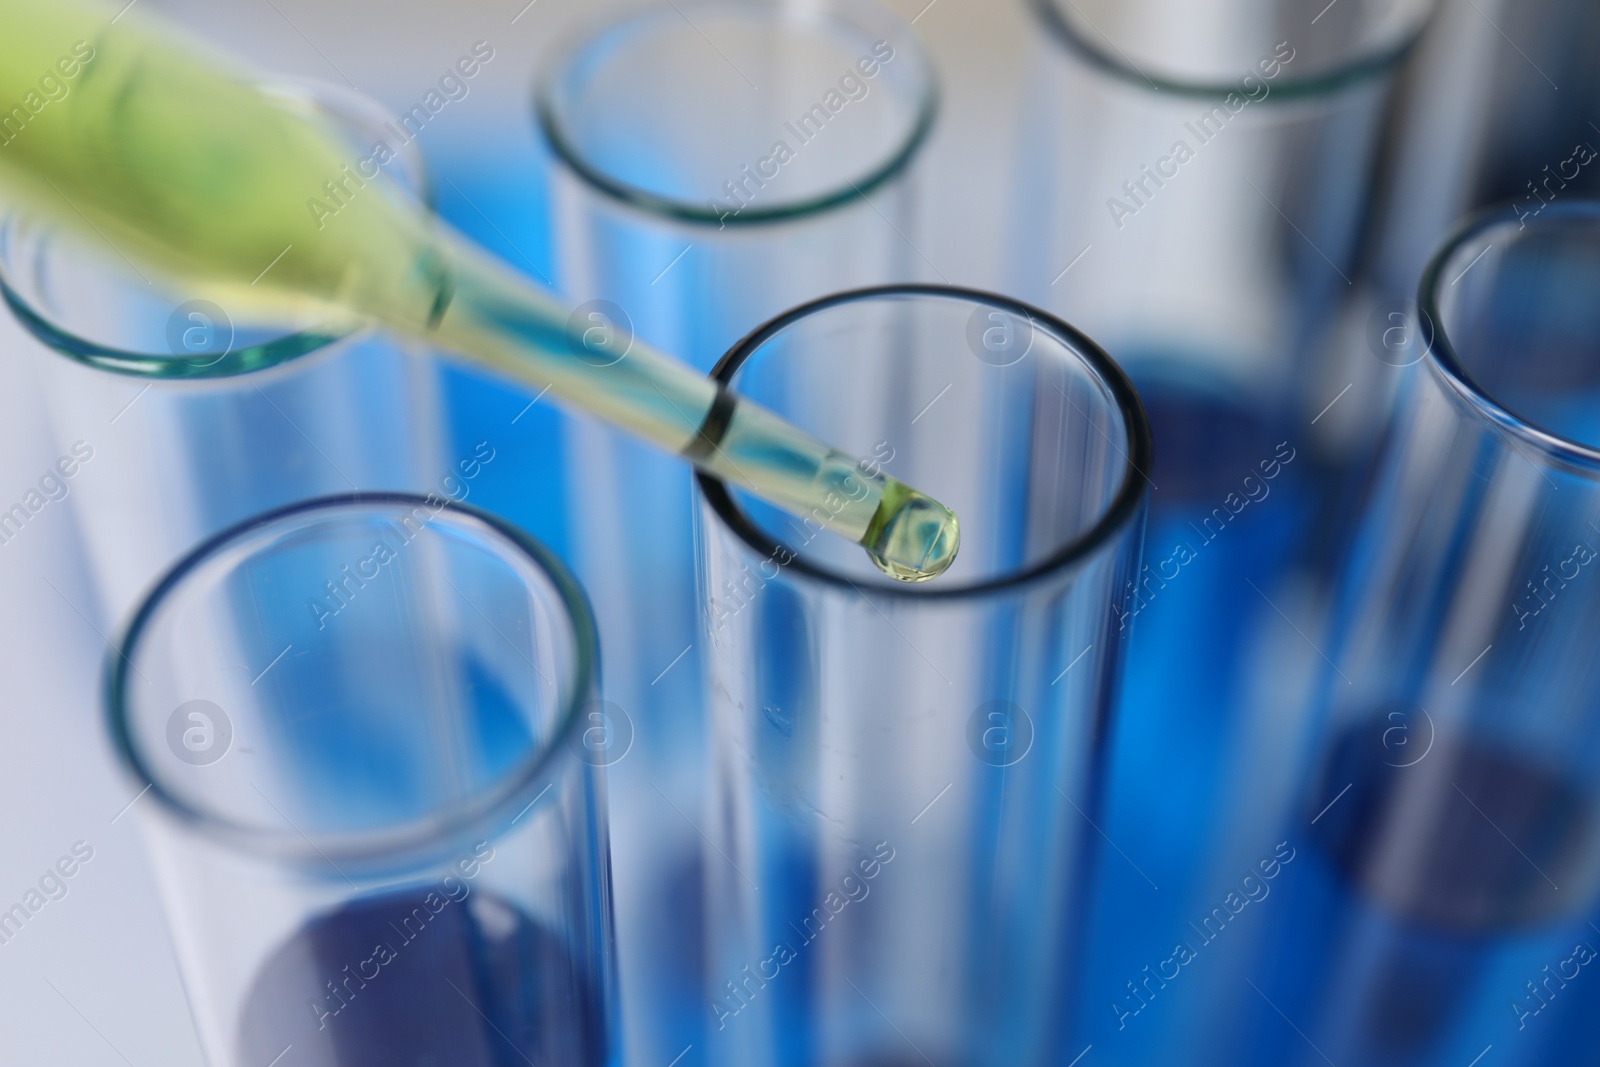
[536,7,936,1065]
[1008,1,1440,1058]
[1217,201,1600,1066]
[107,494,618,1067]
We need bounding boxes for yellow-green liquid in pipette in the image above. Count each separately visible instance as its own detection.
[0,0,958,580]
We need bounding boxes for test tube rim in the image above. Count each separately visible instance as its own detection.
[533,0,938,227]
[0,78,429,382]
[0,212,353,381]
[695,283,1152,600]
[104,492,603,870]
[1030,0,1437,102]
[1417,197,1600,478]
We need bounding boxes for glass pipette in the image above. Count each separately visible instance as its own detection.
[0,0,959,581]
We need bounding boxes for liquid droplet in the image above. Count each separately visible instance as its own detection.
[862,480,960,583]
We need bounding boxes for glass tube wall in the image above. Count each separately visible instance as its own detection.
[536,8,936,1066]
[1227,201,1600,1066]
[695,286,1148,1067]
[1008,6,1440,1059]
[107,495,617,1067]
[0,82,448,628]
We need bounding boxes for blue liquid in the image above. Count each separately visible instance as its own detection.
[237,887,608,1067]
[1073,378,1329,1063]
[1227,718,1600,1067]
[1312,720,1585,932]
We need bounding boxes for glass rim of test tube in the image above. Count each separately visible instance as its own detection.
[533,0,939,227]
[695,283,1152,600]
[1030,0,1438,101]
[0,79,427,381]
[1417,196,1600,475]
[105,492,602,868]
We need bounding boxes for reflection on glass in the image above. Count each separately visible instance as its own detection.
[107,494,617,1067]
[536,6,936,1065]
[1231,202,1600,1066]
[1370,0,1600,304]
[1009,5,1438,1060]
[0,82,446,625]
[695,286,1148,1067]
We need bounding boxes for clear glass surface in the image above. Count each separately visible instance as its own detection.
[694,286,1148,1067]
[538,0,935,224]
[536,7,936,1066]
[1324,0,1600,502]
[1037,0,1432,92]
[1007,7,1438,1060]
[107,494,617,1067]
[1220,201,1600,1067]
[1368,0,1600,303]
[0,82,448,625]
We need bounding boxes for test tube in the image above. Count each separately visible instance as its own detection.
[1315,0,1600,504]
[1018,0,1435,432]
[107,493,616,1067]
[1370,0,1600,302]
[536,7,936,1064]
[1010,3,1438,1052]
[693,286,1148,1067]
[1224,202,1600,1065]
[0,82,447,626]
